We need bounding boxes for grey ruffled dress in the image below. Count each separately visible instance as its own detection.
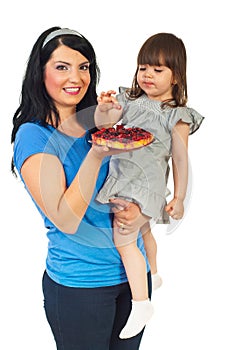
[96,92,204,223]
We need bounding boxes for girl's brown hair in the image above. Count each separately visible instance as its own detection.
[127,33,187,107]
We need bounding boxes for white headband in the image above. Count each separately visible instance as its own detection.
[42,28,82,48]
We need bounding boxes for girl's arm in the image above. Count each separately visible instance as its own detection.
[165,120,190,220]
[94,90,123,129]
[21,145,120,234]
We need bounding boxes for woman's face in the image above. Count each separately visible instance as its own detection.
[44,45,91,114]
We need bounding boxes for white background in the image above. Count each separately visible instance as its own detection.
[1,0,233,349]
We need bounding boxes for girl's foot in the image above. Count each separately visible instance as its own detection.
[152,273,163,290]
[119,299,154,339]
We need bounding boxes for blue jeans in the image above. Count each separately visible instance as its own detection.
[42,271,152,350]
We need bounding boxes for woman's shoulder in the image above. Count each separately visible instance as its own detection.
[13,122,63,174]
[14,122,56,157]
[17,121,51,137]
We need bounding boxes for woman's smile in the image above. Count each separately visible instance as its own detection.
[44,45,91,115]
[63,86,81,95]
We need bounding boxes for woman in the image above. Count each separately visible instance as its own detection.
[11,27,151,349]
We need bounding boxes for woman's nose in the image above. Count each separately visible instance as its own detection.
[69,69,80,83]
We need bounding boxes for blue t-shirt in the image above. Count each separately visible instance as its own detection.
[14,122,149,287]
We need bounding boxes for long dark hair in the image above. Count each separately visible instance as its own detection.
[127,33,187,107]
[11,26,100,167]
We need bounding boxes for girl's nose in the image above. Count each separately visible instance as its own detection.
[144,69,153,78]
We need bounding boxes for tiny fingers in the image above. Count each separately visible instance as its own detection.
[99,90,116,99]
[170,212,183,220]
[106,90,116,95]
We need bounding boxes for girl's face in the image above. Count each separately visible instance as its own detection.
[44,45,91,114]
[137,64,175,101]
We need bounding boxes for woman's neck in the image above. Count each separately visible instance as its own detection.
[58,115,86,138]
[49,109,86,138]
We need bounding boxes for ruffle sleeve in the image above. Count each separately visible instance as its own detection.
[168,107,204,135]
[116,89,132,117]
[116,88,128,104]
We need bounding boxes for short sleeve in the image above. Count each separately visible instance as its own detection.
[116,89,131,119]
[13,123,58,174]
[168,107,204,135]
[116,89,128,105]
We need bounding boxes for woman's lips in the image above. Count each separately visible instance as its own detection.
[63,87,81,95]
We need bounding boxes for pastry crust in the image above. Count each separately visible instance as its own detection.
[92,125,154,150]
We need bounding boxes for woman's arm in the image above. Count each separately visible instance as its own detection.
[165,120,190,220]
[21,145,115,234]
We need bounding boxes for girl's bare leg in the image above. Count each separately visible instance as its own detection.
[117,240,148,301]
[141,222,163,290]
[114,226,154,339]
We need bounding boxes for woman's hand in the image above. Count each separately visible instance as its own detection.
[90,144,135,160]
[110,198,150,235]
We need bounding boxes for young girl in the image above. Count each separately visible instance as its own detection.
[95,32,204,339]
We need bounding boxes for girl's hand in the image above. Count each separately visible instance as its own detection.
[165,198,184,220]
[110,198,150,234]
[95,90,122,128]
[97,90,122,112]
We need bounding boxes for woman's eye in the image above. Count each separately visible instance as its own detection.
[80,64,90,71]
[56,65,67,71]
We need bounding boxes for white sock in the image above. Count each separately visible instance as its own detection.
[152,273,163,291]
[119,299,154,339]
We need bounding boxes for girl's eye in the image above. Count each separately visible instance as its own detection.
[138,67,146,71]
[154,69,163,73]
